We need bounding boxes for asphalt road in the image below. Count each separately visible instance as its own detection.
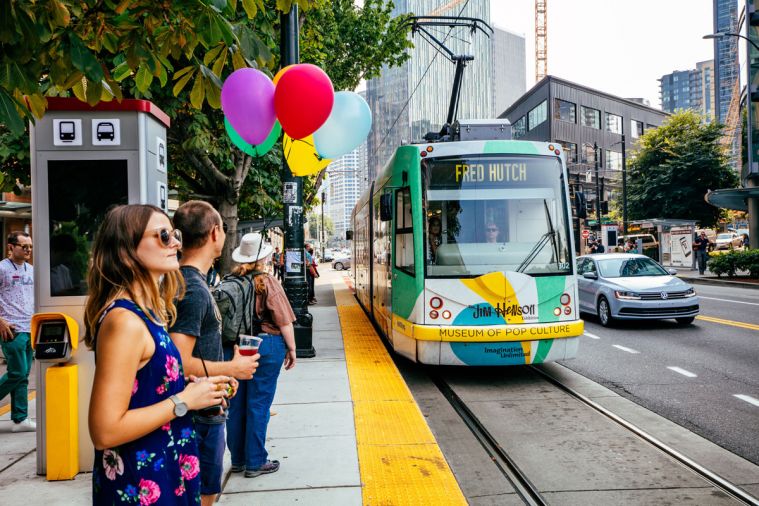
[562,282,759,465]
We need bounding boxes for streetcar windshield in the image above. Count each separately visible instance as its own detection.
[424,155,572,277]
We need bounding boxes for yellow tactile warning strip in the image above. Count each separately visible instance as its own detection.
[334,278,467,506]
[0,390,36,417]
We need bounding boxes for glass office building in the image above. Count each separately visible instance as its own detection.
[366,0,493,182]
[713,0,739,123]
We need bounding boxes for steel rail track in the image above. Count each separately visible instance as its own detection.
[427,371,548,506]
[532,364,759,506]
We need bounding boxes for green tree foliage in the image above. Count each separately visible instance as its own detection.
[307,212,334,241]
[627,110,738,228]
[0,0,313,132]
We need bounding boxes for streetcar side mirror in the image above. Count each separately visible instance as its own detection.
[346,230,353,240]
[379,193,392,222]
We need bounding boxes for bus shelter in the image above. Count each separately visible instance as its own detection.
[627,219,698,268]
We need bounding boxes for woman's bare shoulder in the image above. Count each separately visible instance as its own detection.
[98,307,150,343]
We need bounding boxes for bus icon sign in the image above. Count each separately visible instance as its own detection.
[91,119,121,146]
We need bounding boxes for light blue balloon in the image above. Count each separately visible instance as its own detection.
[313,91,372,159]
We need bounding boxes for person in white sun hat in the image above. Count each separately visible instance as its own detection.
[223,232,297,478]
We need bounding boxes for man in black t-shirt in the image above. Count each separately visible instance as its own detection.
[693,231,710,275]
[169,201,259,506]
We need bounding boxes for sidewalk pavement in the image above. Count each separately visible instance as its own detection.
[674,266,759,290]
[0,271,361,504]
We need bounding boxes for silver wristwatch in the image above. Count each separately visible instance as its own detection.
[169,395,188,417]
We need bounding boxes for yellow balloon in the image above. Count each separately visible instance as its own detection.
[283,134,332,176]
[273,65,295,85]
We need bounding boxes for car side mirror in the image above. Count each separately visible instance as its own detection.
[582,272,598,280]
[379,193,392,222]
[667,268,677,275]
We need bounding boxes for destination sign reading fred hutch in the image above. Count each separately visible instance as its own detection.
[426,156,561,189]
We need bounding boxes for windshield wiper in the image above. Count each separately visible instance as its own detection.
[516,200,559,273]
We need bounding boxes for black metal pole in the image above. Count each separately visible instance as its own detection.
[594,142,600,231]
[281,6,315,358]
[621,134,627,236]
[321,191,325,260]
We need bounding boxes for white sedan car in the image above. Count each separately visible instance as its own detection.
[577,253,699,327]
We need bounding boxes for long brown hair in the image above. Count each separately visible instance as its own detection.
[84,204,185,349]
[231,258,269,295]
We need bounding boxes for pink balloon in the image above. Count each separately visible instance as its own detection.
[274,64,334,140]
[221,68,276,145]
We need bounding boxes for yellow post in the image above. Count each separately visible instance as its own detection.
[45,364,79,480]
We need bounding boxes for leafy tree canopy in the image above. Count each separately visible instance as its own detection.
[627,110,739,228]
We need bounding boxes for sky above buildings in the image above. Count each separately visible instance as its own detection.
[490,0,715,108]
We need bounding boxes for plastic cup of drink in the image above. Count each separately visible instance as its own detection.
[239,335,263,356]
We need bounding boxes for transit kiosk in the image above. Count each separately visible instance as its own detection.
[30,97,170,478]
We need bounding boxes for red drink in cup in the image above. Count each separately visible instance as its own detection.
[239,335,263,356]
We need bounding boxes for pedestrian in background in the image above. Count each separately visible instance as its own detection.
[595,240,605,254]
[85,204,229,505]
[693,231,710,275]
[223,233,297,478]
[169,201,259,506]
[305,244,318,304]
[272,247,282,281]
[0,231,35,432]
[743,233,750,250]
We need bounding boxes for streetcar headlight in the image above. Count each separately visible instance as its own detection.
[683,288,696,297]
[430,297,443,309]
[614,290,641,300]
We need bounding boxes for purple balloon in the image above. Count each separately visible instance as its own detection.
[221,68,276,145]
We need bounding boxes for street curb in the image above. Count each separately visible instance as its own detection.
[677,275,759,290]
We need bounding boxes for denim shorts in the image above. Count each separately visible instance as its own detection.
[195,421,226,495]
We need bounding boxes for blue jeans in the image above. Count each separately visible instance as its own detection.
[223,334,286,469]
[195,421,225,495]
[0,332,33,423]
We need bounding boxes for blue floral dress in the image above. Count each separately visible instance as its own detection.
[92,299,201,505]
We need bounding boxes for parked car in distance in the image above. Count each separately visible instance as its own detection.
[332,256,352,271]
[622,234,658,250]
[577,253,699,327]
[714,232,743,251]
[322,249,335,262]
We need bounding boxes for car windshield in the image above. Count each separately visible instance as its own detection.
[424,154,572,277]
[597,257,668,278]
[717,234,732,240]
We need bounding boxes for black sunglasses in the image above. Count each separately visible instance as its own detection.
[147,227,182,248]
[12,244,32,251]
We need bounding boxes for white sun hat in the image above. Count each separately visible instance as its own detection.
[232,232,274,264]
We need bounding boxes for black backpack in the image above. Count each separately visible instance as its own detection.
[212,272,265,345]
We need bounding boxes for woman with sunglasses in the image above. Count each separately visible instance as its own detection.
[86,204,231,505]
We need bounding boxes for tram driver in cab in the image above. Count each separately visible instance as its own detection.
[485,222,500,243]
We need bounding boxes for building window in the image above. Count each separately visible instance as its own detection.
[527,100,547,130]
[606,150,622,171]
[580,106,601,129]
[606,113,623,134]
[631,119,644,138]
[582,143,597,164]
[557,140,578,164]
[512,116,526,139]
[554,99,576,123]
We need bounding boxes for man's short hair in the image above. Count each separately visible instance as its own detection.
[172,200,221,250]
[7,231,30,245]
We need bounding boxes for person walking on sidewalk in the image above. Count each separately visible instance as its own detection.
[272,247,282,281]
[169,200,259,506]
[0,231,35,432]
[693,231,711,275]
[222,233,297,478]
[86,204,230,505]
[305,244,318,304]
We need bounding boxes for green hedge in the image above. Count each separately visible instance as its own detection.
[707,249,759,277]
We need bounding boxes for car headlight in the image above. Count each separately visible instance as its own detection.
[614,290,641,300]
[683,287,696,297]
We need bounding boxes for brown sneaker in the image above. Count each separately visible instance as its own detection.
[244,460,280,478]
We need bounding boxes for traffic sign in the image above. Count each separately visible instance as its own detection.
[581,229,590,239]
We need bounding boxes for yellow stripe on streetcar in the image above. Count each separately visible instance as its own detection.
[696,315,759,331]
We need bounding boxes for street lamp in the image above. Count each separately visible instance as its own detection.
[703,32,759,52]
[610,136,627,235]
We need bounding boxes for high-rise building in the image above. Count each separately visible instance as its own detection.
[658,61,715,122]
[366,0,493,182]
[325,147,364,244]
[713,0,739,123]
[491,26,526,115]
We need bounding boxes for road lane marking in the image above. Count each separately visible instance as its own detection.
[584,332,601,339]
[667,366,697,378]
[734,394,759,407]
[696,315,759,331]
[699,296,759,306]
[612,345,639,354]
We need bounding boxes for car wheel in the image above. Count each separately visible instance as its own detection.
[334,262,344,271]
[597,296,614,327]
[676,316,695,325]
